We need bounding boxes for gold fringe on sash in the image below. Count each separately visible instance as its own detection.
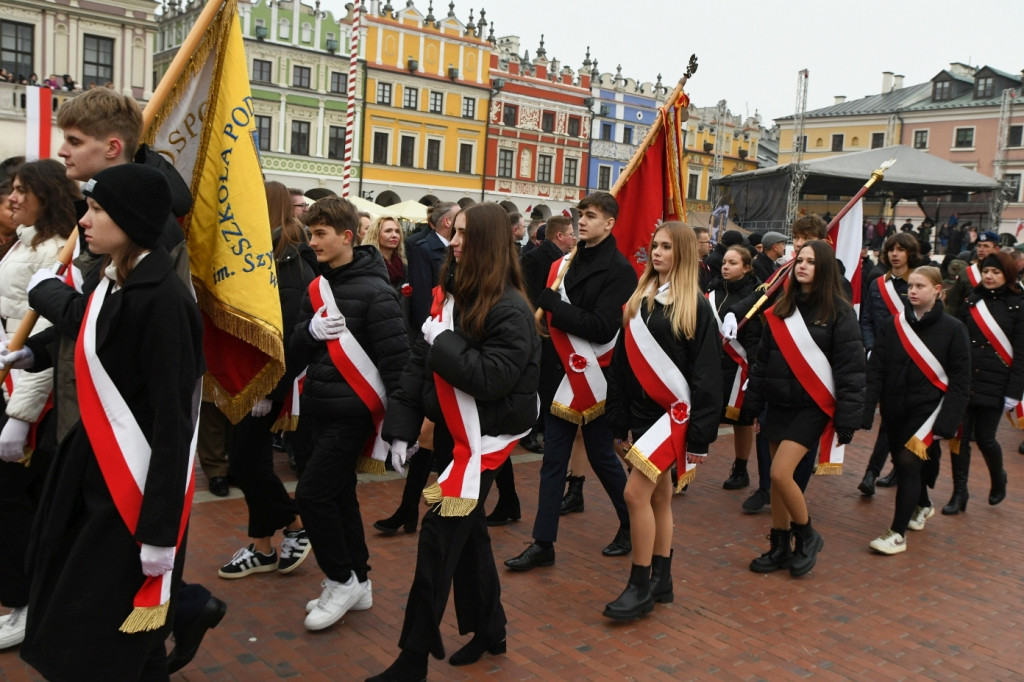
[17,448,32,467]
[625,447,662,484]
[356,457,386,476]
[815,462,843,476]
[582,401,606,423]
[550,400,606,425]
[422,482,442,505]
[675,467,696,493]
[119,602,169,633]
[270,414,298,433]
[948,438,961,455]
[439,497,477,517]
[725,405,740,421]
[904,436,930,460]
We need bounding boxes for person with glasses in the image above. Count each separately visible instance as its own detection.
[289,188,308,219]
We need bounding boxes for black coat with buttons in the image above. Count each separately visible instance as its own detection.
[959,285,1024,408]
[860,273,909,351]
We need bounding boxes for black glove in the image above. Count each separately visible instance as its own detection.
[836,429,854,445]
[536,287,561,312]
[861,412,874,431]
[738,406,759,425]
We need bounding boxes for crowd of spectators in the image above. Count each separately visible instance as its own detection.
[0,70,80,91]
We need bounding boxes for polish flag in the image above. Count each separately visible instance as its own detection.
[1015,219,1023,237]
[828,199,864,316]
[25,86,53,161]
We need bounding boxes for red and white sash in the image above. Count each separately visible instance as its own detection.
[422,292,532,516]
[545,255,616,424]
[967,299,1024,428]
[892,311,950,457]
[623,297,695,491]
[764,304,844,474]
[877,274,904,315]
[966,263,981,288]
[75,277,201,633]
[308,276,389,474]
[271,369,305,433]
[707,289,748,420]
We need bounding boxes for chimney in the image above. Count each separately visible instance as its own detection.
[893,74,905,90]
[881,71,893,93]
[834,95,846,105]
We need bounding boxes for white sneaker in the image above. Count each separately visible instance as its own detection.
[306,578,371,613]
[0,607,27,649]
[907,505,935,531]
[869,529,907,555]
[303,573,365,631]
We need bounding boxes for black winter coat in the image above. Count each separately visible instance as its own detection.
[860,273,909,351]
[863,303,970,439]
[290,246,409,417]
[752,251,777,285]
[707,274,762,416]
[382,286,541,443]
[270,240,316,401]
[959,285,1024,408]
[520,238,564,306]
[606,294,723,453]
[744,296,866,431]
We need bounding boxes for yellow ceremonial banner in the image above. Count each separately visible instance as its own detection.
[143,0,283,422]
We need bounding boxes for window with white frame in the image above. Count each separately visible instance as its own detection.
[403,87,418,110]
[429,91,443,114]
[913,130,929,149]
[327,126,345,159]
[253,59,272,83]
[426,138,441,170]
[399,135,416,167]
[537,154,553,183]
[330,71,346,93]
[293,65,311,89]
[497,149,514,178]
[458,143,474,174]
[462,97,476,119]
[255,115,272,152]
[290,120,310,155]
[373,131,389,164]
[597,165,611,190]
[377,82,392,105]
[954,127,974,148]
[563,158,578,185]
[83,35,114,89]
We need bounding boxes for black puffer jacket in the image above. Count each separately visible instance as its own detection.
[863,303,970,439]
[744,296,866,431]
[606,294,723,453]
[382,286,541,442]
[959,285,1024,408]
[269,240,315,401]
[860,273,908,351]
[290,246,409,416]
[707,274,762,416]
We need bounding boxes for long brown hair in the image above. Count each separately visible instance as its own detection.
[623,222,700,339]
[772,240,851,323]
[439,202,532,339]
[265,180,307,259]
[12,159,79,247]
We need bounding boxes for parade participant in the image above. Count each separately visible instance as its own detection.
[862,267,970,554]
[217,182,314,580]
[18,164,203,680]
[290,196,409,631]
[505,191,637,572]
[706,244,761,491]
[368,203,540,681]
[604,222,721,619]
[945,231,999,316]
[947,251,1024,514]
[742,241,865,577]
[0,159,78,650]
[857,232,924,496]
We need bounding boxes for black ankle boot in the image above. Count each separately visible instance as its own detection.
[789,519,823,577]
[749,527,793,573]
[723,460,750,490]
[366,649,428,682]
[858,469,878,496]
[373,508,418,535]
[989,469,1008,505]
[486,494,522,526]
[943,454,970,515]
[560,474,585,514]
[448,631,507,666]
[650,551,673,603]
[602,563,653,620]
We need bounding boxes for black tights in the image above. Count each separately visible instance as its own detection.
[891,448,932,536]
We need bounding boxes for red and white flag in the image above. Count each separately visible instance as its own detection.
[829,199,864,316]
[1016,220,1023,238]
[25,85,52,161]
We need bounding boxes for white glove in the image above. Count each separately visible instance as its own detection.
[390,439,409,476]
[251,398,272,418]
[309,305,346,341]
[139,544,176,576]
[26,268,59,294]
[721,312,738,340]
[0,343,34,371]
[0,418,30,462]
[1004,396,1020,413]
[685,451,708,465]
[421,318,446,345]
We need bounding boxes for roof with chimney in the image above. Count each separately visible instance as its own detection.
[775,81,932,121]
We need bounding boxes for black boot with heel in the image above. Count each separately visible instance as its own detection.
[603,564,653,620]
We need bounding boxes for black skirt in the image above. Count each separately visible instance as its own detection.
[761,404,830,449]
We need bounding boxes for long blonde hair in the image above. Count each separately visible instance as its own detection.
[623,221,700,339]
[363,216,406,264]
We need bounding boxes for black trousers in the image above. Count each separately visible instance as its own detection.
[228,405,298,538]
[492,458,518,507]
[960,404,1004,485]
[295,414,374,582]
[891,449,933,535]
[398,427,504,660]
[867,425,893,475]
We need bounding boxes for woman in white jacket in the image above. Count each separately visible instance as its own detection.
[0,158,78,649]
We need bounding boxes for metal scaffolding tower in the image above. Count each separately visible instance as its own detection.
[785,69,809,227]
[990,87,1016,228]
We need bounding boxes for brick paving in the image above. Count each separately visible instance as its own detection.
[4,419,1024,680]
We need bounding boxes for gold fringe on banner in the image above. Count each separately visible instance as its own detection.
[815,462,843,476]
[356,457,386,476]
[422,482,442,505]
[905,436,930,460]
[625,448,662,484]
[439,497,477,517]
[675,467,697,493]
[119,602,169,633]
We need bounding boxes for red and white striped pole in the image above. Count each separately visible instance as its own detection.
[341,0,360,198]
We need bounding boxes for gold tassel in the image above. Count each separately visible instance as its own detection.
[949,438,961,455]
[904,436,929,460]
[17,446,32,467]
[815,462,843,476]
[422,482,442,505]
[270,414,298,433]
[118,602,169,633]
[439,497,477,517]
[356,457,386,476]
[581,401,606,424]
[549,402,583,424]
[725,405,740,421]
[675,467,696,493]
[625,447,662,483]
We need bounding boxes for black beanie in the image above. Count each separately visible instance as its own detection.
[81,164,171,249]
[980,254,1006,277]
[721,230,745,247]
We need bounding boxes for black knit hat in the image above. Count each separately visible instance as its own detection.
[81,164,170,249]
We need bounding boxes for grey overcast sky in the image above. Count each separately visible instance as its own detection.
[324,0,1024,124]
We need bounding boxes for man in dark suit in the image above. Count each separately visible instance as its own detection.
[406,200,459,329]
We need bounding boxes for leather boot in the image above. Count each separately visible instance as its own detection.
[486,493,522,526]
[789,519,823,577]
[942,452,970,515]
[989,469,1008,506]
[602,563,653,620]
[858,469,878,497]
[365,649,428,682]
[649,551,673,603]
[749,527,793,573]
[374,448,433,534]
[560,474,585,515]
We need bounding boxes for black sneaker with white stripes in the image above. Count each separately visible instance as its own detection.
[278,528,312,574]
[218,544,278,579]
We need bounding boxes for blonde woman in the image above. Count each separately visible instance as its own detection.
[363,216,407,296]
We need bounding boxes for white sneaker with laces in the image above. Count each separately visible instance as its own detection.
[907,505,935,531]
[304,573,366,630]
[278,528,312,574]
[0,607,27,649]
[869,529,907,555]
[306,578,371,613]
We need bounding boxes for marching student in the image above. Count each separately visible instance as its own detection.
[289,196,409,631]
[947,251,1024,513]
[19,164,204,680]
[706,244,761,492]
[862,266,970,554]
[368,203,540,681]
[742,241,865,577]
[604,222,721,619]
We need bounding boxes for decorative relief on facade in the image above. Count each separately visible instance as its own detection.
[519,149,533,177]
[489,98,502,123]
[591,141,634,162]
[519,106,540,131]
[494,179,575,201]
[263,154,348,176]
[555,111,567,135]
